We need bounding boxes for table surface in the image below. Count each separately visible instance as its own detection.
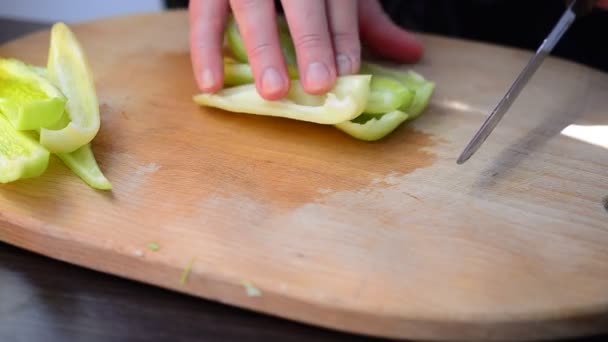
[0,16,606,342]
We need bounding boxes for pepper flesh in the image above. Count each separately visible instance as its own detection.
[56,143,112,190]
[335,110,409,141]
[0,58,65,131]
[365,75,412,114]
[406,81,436,120]
[194,75,371,125]
[0,114,49,183]
[360,62,428,89]
[41,22,101,154]
[215,24,435,141]
[360,62,435,115]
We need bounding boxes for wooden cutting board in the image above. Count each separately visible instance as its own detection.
[1,10,608,342]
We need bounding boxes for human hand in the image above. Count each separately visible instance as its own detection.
[599,0,608,9]
[189,0,424,100]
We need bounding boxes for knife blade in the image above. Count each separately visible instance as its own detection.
[456,0,595,165]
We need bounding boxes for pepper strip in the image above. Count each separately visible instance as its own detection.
[365,75,412,114]
[0,114,49,183]
[335,110,409,142]
[360,62,435,117]
[0,58,65,131]
[194,75,371,125]
[40,23,101,153]
[56,143,112,190]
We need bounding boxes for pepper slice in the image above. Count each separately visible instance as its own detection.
[335,110,409,142]
[36,72,111,190]
[365,75,412,115]
[56,143,112,190]
[360,62,435,120]
[360,62,427,89]
[406,81,435,120]
[0,58,65,131]
[40,22,100,154]
[194,75,371,125]
[0,114,49,183]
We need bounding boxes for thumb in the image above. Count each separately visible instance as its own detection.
[358,0,424,63]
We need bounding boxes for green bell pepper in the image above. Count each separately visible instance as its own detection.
[0,113,49,183]
[365,75,413,115]
[194,75,371,125]
[335,110,409,141]
[0,58,65,131]
[56,143,112,190]
[40,23,101,154]
[360,62,435,118]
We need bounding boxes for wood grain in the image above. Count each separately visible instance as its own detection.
[1,10,608,342]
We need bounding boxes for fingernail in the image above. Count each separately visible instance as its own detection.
[201,69,216,91]
[305,62,330,91]
[336,54,352,76]
[261,67,286,96]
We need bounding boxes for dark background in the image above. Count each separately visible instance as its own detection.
[1,3,608,342]
[167,0,608,72]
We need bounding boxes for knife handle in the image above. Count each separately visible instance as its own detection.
[566,0,597,16]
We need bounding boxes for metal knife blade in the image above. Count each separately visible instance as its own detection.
[456,0,590,165]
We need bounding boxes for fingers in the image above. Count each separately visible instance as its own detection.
[327,0,360,75]
[358,0,424,63]
[598,0,608,10]
[282,0,337,95]
[230,0,290,100]
[189,0,230,93]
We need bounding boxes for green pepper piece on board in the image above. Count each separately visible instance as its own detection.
[405,82,436,120]
[360,62,428,89]
[365,75,411,114]
[40,23,101,154]
[360,61,435,119]
[0,113,50,183]
[0,58,65,131]
[194,75,371,125]
[335,110,409,142]
[56,143,112,190]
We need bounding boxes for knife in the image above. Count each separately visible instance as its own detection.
[456,0,596,165]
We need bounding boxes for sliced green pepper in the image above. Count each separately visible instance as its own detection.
[0,113,49,183]
[0,58,65,131]
[335,110,409,142]
[360,62,427,89]
[194,75,371,125]
[226,16,249,64]
[56,143,112,190]
[360,62,435,119]
[224,61,255,87]
[365,75,411,114]
[406,81,435,120]
[41,22,101,154]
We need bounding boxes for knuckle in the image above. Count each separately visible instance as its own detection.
[249,42,275,59]
[332,32,361,54]
[293,33,326,50]
[332,31,359,45]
